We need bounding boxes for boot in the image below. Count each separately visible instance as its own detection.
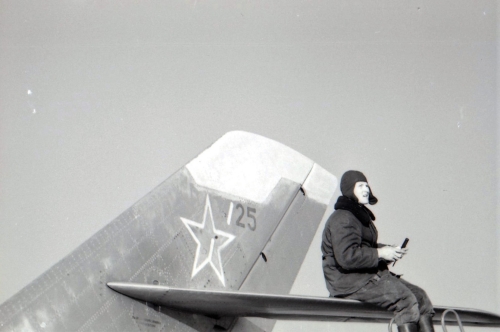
[418,315,435,332]
[397,323,418,332]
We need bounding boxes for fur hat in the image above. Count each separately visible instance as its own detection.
[340,170,378,205]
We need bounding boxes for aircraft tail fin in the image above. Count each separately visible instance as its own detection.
[0,131,337,332]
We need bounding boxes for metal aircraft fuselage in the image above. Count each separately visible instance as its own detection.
[2,131,499,331]
[0,131,336,332]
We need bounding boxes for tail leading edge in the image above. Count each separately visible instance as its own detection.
[0,131,337,332]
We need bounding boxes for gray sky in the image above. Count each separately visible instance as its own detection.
[0,1,498,331]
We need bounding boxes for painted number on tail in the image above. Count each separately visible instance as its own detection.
[227,202,257,231]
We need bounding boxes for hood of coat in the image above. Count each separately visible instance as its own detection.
[340,170,378,205]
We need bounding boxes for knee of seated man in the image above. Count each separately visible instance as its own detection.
[412,287,432,307]
[401,293,420,322]
[412,285,427,298]
[400,292,419,311]
[407,301,421,323]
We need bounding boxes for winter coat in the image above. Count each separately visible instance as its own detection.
[321,197,388,296]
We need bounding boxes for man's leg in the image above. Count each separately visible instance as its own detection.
[398,278,435,317]
[342,273,420,326]
[398,278,435,332]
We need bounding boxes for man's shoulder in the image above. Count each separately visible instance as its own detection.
[328,209,359,225]
[330,208,355,217]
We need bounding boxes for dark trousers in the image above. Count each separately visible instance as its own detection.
[342,270,435,326]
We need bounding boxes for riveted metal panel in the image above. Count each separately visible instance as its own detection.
[233,191,328,332]
[0,168,299,332]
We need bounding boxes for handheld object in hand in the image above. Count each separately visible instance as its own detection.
[392,238,409,267]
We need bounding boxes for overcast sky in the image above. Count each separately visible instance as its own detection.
[0,1,498,331]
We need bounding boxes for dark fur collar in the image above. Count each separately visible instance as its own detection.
[334,195,375,226]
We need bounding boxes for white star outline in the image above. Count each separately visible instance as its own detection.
[180,194,235,286]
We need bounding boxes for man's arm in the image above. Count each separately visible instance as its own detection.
[330,216,379,270]
[377,245,407,262]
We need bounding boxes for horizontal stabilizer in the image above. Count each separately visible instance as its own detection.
[107,282,500,327]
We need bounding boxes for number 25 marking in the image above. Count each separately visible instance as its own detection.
[235,203,257,231]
